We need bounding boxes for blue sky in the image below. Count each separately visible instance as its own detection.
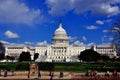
[0,0,120,46]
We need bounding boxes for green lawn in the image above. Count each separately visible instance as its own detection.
[53,62,120,72]
[0,61,120,72]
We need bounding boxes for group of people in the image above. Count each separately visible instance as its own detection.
[105,70,117,76]
[49,71,54,80]
[86,69,118,76]
[49,71,64,80]
[27,70,41,79]
[85,70,97,76]
[28,71,63,80]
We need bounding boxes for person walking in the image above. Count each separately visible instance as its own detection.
[60,72,63,78]
[28,71,30,78]
[38,70,41,78]
[93,70,97,76]
[113,69,117,76]
[50,76,53,80]
[4,70,7,77]
[105,71,110,76]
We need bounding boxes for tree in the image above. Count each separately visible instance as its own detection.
[110,17,120,55]
[99,55,110,62]
[19,52,31,62]
[5,55,15,61]
[34,53,39,61]
[0,42,5,60]
[78,49,100,62]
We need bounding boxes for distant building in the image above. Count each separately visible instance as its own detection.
[93,44,117,58]
[5,46,35,60]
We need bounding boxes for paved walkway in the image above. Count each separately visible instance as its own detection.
[0,71,72,79]
[0,71,120,79]
[0,75,72,79]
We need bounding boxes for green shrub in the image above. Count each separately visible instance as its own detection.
[38,62,54,71]
[15,63,29,71]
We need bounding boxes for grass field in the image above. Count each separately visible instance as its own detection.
[53,62,120,72]
[0,61,120,72]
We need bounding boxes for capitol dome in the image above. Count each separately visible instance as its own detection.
[52,21,69,45]
[54,22,67,35]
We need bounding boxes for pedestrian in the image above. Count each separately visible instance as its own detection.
[51,72,54,77]
[60,72,63,78]
[4,70,7,77]
[105,71,110,76]
[113,69,117,76]
[38,70,41,78]
[93,70,97,76]
[28,71,30,78]
[50,76,53,80]
[49,71,52,76]
[86,70,91,76]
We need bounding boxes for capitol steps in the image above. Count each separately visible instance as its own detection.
[35,55,47,62]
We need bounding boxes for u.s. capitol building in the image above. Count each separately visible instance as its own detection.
[35,22,85,62]
[5,22,117,62]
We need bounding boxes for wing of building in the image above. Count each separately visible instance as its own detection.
[5,45,35,60]
[93,44,117,58]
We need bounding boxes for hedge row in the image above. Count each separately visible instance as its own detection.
[37,62,54,71]
[0,62,54,71]
[0,61,120,72]
[0,62,29,71]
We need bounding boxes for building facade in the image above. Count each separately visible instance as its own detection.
[5,46,35,60]
[93,44,117,58]
[35,22,85,62]
[4,22,118,62]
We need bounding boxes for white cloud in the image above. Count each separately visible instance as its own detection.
[0,40,10,45]
[96,20,104,25]
[96,19,112,25]
[46,0,120,17]
[91,3,119,17]
[86,25,98,30]
[73,40,85,46]
[0,40,36,47]
[5,30,19,38]
[0,0,42,25]
[36,41,48,46]
[75,0,120,17]
[109,37,114,41]
[101,35,114,43]
[46,0,74,16]
[82,36,87,41]
[68,36,77,42]
[106,19,112,22]
[24,41,34,46]
[87,42,95,47]
[0,40,24,46]
[7,43,25,46]
[103,30,109,33]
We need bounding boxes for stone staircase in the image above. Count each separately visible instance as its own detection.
[35,55,47,62]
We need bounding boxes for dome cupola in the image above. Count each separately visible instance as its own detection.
[54,22,67,35]
[52,21,69,45]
